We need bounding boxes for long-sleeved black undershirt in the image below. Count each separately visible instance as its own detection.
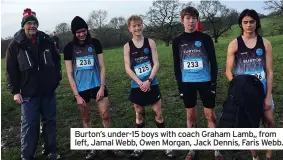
[172,31,218,84]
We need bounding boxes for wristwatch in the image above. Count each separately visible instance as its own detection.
[147,78,153,83]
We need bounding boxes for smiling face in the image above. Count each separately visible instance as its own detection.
[23,20,38,36]
[128,20,143,36]
[75,28,88,41]
[127,15,144,37]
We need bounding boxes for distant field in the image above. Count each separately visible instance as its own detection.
[220,16,283,43]
[1,34,283,160]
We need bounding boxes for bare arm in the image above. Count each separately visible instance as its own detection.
[123,43,142,85]
[97,54,105,89]
[65,60,79,96]
[263,38,273,96]
[148,39,159,80]
[225,39,237,81]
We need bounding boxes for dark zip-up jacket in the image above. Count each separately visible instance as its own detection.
[5,29,62,97]
[218,75,265,128]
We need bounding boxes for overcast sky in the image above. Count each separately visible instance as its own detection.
[1,0,270,38]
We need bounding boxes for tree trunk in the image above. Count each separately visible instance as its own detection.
[119,32,122,41]
[165,40,170,46]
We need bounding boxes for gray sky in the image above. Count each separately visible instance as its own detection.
[1,0,270,38]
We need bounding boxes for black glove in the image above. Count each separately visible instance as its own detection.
[211,81,217,96]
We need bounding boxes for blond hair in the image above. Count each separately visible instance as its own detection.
[127,15,143,26]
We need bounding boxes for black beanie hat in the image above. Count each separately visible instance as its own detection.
[71,16,88,34]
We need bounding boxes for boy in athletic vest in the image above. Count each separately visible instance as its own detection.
[226,9,275,160]
[64,16,124,160]
[123,15,174,158]
[172,7,222,160]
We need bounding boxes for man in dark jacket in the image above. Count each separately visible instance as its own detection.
[5,8,61,160]
[51,31,60,52]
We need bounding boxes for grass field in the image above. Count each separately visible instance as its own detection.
[1,34,283,160]
[219,16,283,44]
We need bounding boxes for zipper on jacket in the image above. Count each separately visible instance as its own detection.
[25,51,32,66]
[43,51,47,64]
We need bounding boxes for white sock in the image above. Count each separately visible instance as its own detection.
[189,150,195,156]
[253,156,259,160]
[134,149,143,152]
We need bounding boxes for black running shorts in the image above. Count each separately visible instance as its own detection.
[129,85,161,106]
[179,82,215,108]
[76,86,108,103]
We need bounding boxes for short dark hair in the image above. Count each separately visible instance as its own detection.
[238,9,261,34]
[181,6,199,20]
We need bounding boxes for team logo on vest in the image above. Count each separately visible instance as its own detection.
[256,48,263,56]
[144,48,150,54]
[195,41,202,47]
[243,58,262,63]
[88,47,93,53]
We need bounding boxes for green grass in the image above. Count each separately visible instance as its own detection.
[220,16,283,43]
[1,35,283,160]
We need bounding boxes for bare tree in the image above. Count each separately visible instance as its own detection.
[55,23,71,51]
[145,0,184,46]
[109,17,127,40]
[55,23,70,35]
[198,0,238,43]
[88,10,108,29]
[264,0,283,15]
[180,1,194,10]
[109,17,126,29]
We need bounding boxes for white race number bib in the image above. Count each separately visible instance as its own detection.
[183,58,203,71]
[246,70,266,81]
[76,56,94,70]
[134,62,152,77]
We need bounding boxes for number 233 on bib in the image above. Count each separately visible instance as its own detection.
[183,58,203,72]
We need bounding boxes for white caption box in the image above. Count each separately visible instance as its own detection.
[70,128,283,150]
